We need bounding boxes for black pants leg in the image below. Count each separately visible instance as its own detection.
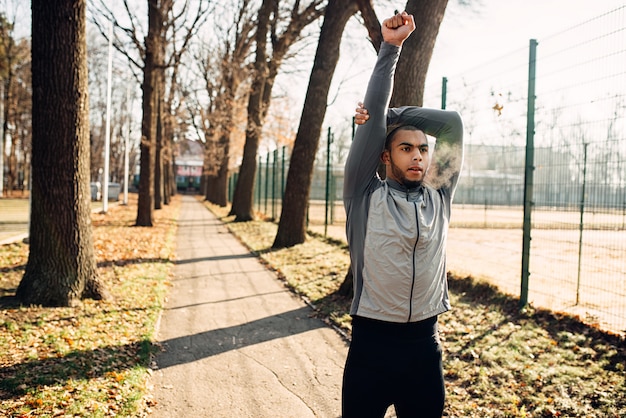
[342,316,444,418]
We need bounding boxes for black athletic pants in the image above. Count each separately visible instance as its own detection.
[342,315,444,418]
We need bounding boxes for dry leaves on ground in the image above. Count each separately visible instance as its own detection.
[0,194,179,417]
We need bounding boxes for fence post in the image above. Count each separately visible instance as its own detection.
[576,143,588,305]
[264,152,270,215]
[228,173,232,202]
[281,146,286,199]
[256,156,262,213]
[441,77,447,110]
[272,148,278,220]
[325,127,333,237]
[520,39,538,308]
[228,172,237,203]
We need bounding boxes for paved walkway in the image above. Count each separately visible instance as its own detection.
[0,198,29,245]
[148,195,349,417]
[0,198,108,245]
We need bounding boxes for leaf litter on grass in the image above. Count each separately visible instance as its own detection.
[205,201,625,418]
[0,194,179,417]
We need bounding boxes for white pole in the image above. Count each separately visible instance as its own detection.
[123,85,130,205]
[102,20,113,213]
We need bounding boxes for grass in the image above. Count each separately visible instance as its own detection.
[0,194,178,417]
[205,201,626,418]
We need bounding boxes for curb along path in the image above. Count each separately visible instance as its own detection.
[148,195,348,417]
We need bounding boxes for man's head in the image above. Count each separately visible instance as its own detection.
[381,125,430,188]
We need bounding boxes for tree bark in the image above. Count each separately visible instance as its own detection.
[136,0,164,226]
[18,0,107,306]
[391,0,448,107]
[229,0,324,221]
[154,88,163,210]
[228,0,274,221]
[207,130,231,206]
[273,0,359,248]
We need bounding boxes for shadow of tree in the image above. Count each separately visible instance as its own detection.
[0,263,25,275]
[447,274,626,371]
[97,256,172,268]
[0,339,154,400]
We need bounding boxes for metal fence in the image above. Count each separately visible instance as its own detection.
[229,6,626,336]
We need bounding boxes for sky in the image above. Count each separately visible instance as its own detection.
[313,0,626,139]
[428,0,625,82]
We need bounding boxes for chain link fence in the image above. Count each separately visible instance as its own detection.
[229,6,626,336]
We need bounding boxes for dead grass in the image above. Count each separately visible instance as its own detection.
[206,201,626,418]
[0,194,179,417]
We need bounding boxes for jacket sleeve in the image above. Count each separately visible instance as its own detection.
[387,106,464,196]
[343,42,401,200]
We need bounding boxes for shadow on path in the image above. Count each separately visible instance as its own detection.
[154,306,324,369]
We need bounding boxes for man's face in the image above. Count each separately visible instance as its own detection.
[382,129,430,188]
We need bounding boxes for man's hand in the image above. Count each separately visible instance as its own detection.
[354,102,369,125]
[382,11,415,47]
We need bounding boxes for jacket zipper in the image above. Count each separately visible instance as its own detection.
[408,194,419,322]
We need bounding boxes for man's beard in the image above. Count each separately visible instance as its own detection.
[389,159,423,189]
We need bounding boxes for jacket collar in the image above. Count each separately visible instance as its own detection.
[386,177,424,194]
[386,178,429,207]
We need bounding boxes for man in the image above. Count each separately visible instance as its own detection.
[342,11,464,418]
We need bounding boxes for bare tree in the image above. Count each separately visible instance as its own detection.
[273,0,359,247]
[17,0,107,306]
[229,0,325,221]
[91,0,210,225]
[190,0,255,207]
[0,9,31,196]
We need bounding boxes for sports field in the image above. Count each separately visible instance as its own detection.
[304,200,626,336]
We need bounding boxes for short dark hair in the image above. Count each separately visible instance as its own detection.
[385,125,421,150]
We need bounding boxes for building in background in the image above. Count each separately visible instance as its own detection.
[175,139,204,191]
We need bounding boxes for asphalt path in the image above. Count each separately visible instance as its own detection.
[148,195,349,417]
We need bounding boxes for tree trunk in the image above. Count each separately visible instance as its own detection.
[228,0,274,221]
[17,0,107,306]
[154,89,163,210]
[163,155,172,203]
[273,0,358,248]
[337,265,354,297]
[207,131,230,206]
[136,0,163,226]
[162,103,173,204]
[391,0,448,107]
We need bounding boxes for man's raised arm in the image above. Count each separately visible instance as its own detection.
[343,12,415,199]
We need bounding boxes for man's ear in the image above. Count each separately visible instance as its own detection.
[381,150,390,164]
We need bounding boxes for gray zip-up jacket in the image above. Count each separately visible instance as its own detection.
[343,42,464,323]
